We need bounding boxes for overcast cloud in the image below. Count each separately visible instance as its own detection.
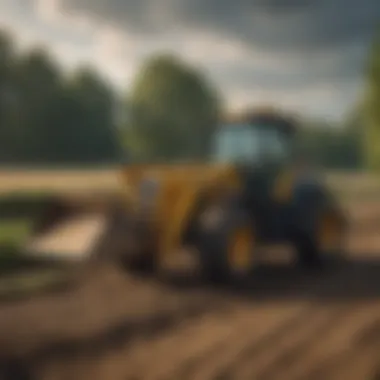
[0,0,378,120]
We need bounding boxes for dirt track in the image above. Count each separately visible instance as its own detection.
[1,207,380,379]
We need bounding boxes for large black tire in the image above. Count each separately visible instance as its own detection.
[293,232,324,270]
[197,228,231,284]
[128,218,157,275]
[292,205,347,270]
[196,207,253,284]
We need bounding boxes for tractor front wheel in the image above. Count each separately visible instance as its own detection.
[293,232,323,269]
[293,207,346,270]
[196,207,254,284]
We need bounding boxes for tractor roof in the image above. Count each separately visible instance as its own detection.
[222,106,298,135]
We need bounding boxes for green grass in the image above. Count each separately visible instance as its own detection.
[0,195,71,300]
[0,267,70,300]
[0,218,32,245]
[0,218,34,269]
[0,191,56,220]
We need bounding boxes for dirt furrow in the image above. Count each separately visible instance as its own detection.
[178,304,314,380]
[275,303,380,380]
[35,313,229,380]
[0,268,236,380]
[1,223,380,380]
[317,344,380,380]
[122,311,240,380]
[234,305,350,380]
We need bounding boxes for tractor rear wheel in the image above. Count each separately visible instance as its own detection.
[197,207,254,284]
[293,232,323,269]
[293,206,346,270]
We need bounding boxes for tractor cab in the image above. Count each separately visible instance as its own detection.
[85,107,345,284]
[212,110,296,168]
[210,110,302,242]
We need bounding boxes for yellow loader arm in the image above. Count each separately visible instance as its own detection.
[120,163,243,261]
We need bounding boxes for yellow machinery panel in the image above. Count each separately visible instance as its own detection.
[120,163,243,259]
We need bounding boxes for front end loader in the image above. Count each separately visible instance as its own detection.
[26,108,347,284]
[89,108,348,283]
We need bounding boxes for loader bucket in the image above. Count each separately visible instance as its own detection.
[23,193,131,264]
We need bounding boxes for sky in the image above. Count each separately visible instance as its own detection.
[0,0,378,121]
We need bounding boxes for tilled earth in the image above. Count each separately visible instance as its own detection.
[1,205,380,380]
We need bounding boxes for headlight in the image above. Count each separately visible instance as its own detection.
[199,206,224,230]
[139,177,159,209]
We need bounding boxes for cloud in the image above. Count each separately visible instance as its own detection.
[1,0,379,120]
[55,0,380,120]
[61,0,379,51]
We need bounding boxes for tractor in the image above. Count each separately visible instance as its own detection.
[91,108,347,283]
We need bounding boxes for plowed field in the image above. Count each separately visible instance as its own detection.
[1,195,380,379]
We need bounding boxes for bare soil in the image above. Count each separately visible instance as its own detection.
[1,188,380,379]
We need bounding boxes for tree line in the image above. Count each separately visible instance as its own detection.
[0,30,122,165]
[0,27,378,170]
[364,30,380,171]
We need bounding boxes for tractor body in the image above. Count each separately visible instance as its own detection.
[97,108,347,282]
[26,108,346,283]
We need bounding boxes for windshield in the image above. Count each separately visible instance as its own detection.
[212,123,291,164]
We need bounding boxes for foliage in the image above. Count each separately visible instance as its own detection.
[0,27,367,170]
[298,116,363,170]
[0,30,122,165]
[127,54,221,161]
[363,29,380,170]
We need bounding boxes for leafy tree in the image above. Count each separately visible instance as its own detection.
[297,117,363,170]
[342,104,365,168]
[60,67,122,163]
[0,29,122,166]
[363,30,380,170]
[127,54,220,161]
[0,30,18,162]
[13,47,63,162]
